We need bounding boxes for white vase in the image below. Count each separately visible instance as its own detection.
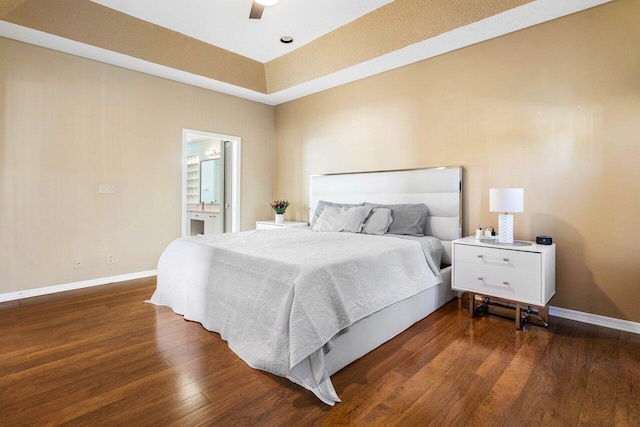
[275,213,285,225]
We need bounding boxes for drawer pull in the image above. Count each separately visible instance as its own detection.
[477,277,510,286]
[477,254,510,263]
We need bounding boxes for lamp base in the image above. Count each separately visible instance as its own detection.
[498,214,514,244]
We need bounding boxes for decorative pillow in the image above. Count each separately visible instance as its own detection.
[311,201,364,227]
[361,208,393,235]
[312,206,373,233]
[364,203,429,237]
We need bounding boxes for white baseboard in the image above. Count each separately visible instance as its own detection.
[550,306,640,335]
[0,270,157,303]
[3,277,638,335]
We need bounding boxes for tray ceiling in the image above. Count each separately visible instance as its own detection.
[0,0,611,105]
[91,0,394,63]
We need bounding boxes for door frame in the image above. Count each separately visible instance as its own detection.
[181,128,241,236]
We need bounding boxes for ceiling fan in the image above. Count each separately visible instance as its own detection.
[249,0,279,19]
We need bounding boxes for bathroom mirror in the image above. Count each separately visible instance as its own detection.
[200,159,222,204]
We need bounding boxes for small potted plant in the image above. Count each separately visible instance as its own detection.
[270,200,290,225]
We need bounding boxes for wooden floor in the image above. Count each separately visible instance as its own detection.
[1,278,639,426]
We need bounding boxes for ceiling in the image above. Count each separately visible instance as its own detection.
[0,0,610,106]
[91,0,394,63]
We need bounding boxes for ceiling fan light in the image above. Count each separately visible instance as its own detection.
[255,0,279,6]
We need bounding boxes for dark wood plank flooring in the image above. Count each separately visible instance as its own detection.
[1,277,639,426]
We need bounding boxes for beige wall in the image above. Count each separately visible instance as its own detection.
[0,37,274,294]
[274,0,640,322]
[0,0,267,93]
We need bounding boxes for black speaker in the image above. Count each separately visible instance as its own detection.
[536,235,553,245]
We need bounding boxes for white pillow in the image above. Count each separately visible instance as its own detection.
[311,201,364,227]
[361,208,393,235]
[312,206,373,233]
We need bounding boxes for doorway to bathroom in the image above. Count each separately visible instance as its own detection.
[181,129,241,236]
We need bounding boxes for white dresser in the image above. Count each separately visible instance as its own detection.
[255,220,308,230]
[452,236,555,329]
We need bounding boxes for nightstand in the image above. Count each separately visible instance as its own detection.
[255,220,308,230]
[452,236,555,329]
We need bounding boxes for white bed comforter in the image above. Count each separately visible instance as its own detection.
[149,227,442,404]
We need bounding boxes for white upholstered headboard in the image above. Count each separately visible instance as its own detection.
[310,166,462,265]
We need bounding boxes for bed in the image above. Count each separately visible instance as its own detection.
[149,166,462,405]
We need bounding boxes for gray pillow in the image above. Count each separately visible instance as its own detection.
[312,206,373,233]
[311,200,364,227]
[361,208,393,235]
[364,203,429,237]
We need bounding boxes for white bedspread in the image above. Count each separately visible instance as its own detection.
[148,227,442,404]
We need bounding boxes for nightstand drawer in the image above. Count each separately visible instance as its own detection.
[454,261,542,304]
[455,244,541,272]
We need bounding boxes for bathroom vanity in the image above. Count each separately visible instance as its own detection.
[187,204,221,236]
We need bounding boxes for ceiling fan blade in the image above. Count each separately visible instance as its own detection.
[249,1,264,19]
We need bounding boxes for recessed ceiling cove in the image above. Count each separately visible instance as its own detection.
[90,0,394,62]
[0,0,612,105]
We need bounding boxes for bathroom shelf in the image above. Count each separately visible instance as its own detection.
[186,155,200,204]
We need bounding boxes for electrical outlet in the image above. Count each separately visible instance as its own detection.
[99,184,115,194]
[74,257,82,269]
[107,254,114,265]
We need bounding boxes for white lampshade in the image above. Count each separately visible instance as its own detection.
[256,0,279,5]
[490,188,524,213]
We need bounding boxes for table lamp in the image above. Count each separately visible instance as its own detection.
[490,188,524,244]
